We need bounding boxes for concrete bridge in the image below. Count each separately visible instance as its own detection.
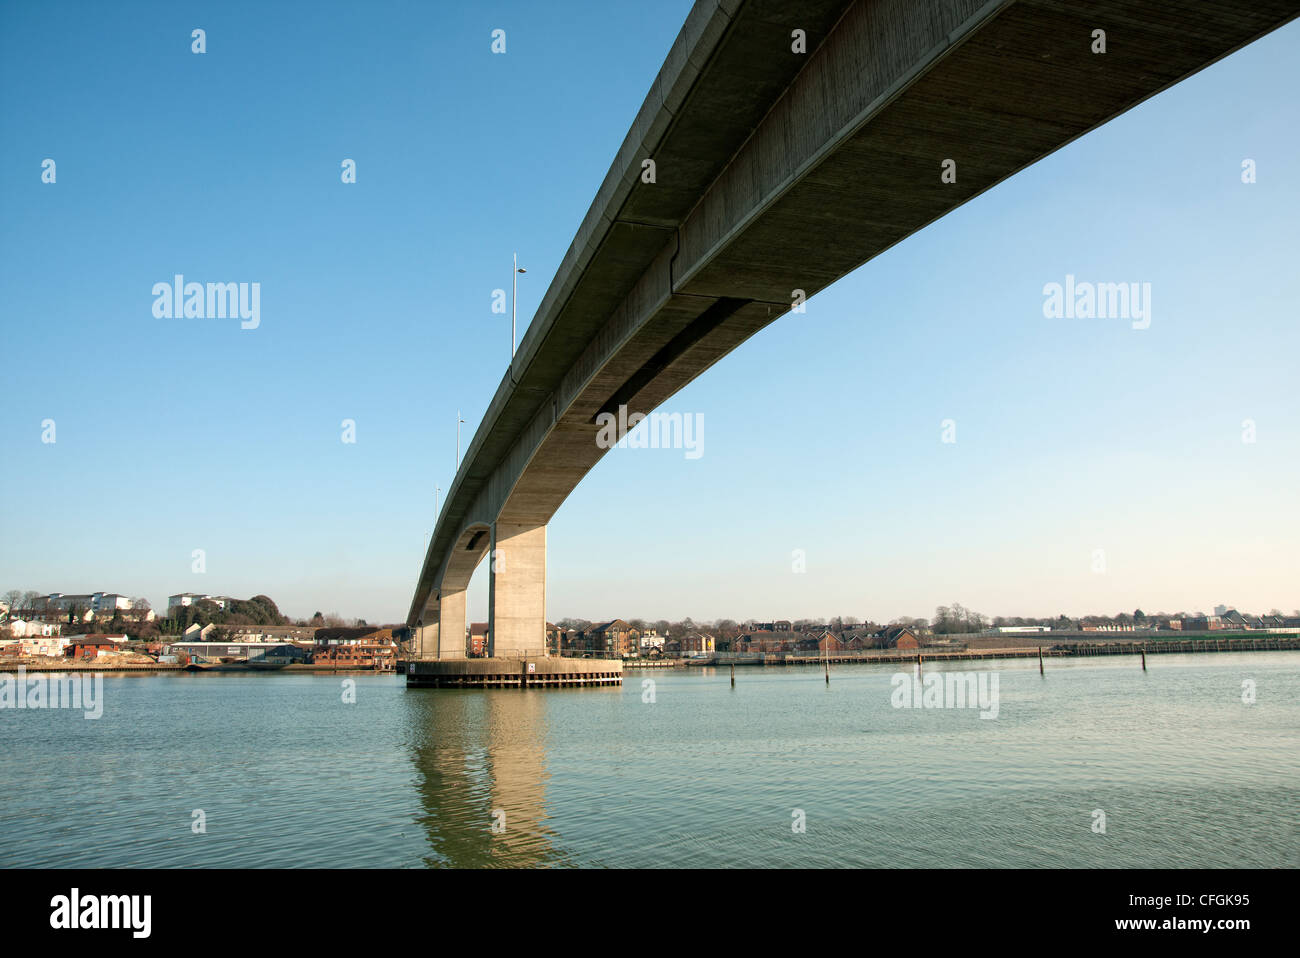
[407,0,1299,667]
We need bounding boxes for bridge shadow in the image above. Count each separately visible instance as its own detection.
[403,688,569,867]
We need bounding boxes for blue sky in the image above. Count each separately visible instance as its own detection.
[2,1,1297,625]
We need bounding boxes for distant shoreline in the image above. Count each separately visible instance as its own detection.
[0,661,397,675]
[679,633,1300,667]
[4,633,1296,674]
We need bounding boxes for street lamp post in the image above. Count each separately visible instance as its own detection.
[512,253,526,358]
[456,411,465,471]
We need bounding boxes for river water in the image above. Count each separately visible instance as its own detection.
[1,652,1297,868]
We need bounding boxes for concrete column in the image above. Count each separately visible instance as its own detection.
[417,620,440,658]
[488,521,546,659]
[438,590,467,659]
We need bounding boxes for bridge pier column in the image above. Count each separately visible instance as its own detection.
[488,521,546,659]
[416,621,440,658]
[438,590,467,659]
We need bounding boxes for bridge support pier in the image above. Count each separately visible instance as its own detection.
[416,620,440,658]
[488,521,547,658]
[438,590,467,659]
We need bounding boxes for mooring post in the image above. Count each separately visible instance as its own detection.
[730,662,735,687]
[1141,646,1147,671]
[1039,644,1044,675]
[824,659,829,685]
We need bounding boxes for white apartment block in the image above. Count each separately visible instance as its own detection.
[35,592,136,613]
[17,635,70,657]
[6,620,64,639]
[168,593,229,611]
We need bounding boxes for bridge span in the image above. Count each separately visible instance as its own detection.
[407,0,1299,666]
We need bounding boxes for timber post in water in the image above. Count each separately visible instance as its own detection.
[1039,644,1044,675]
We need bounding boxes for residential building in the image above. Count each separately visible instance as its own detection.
[795,631,842,653]
[313,642,396,670]
[735,631,801,654]
[33,593,137,614]
[314,627,397,646]
[167,593,230,611]
[679,631,714,654]
[469,622,489,657]
[839,628,876,649]
[183,623,216,642]
[4,619,63,639]
[17,636,70,657]
[557,628,581,655]
[875,626,920,650]
[310,627,398,666]
[587,619,640,657]
[90,593,133,613]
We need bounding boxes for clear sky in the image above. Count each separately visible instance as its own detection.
[2,2,1297,626]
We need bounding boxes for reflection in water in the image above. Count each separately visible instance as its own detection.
[405,689,569,867]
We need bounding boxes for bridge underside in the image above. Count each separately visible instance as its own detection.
[407,0,1300,661]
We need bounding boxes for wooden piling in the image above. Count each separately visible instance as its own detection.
[730,663,735,687]
[1038,644,1044,675]
[1141,646,1147,671]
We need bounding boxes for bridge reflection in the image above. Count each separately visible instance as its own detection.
[404,689,570,867]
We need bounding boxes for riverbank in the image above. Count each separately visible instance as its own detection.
[676,632,1300,667]
[0,659,398,675]
[7,633,1296,675]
